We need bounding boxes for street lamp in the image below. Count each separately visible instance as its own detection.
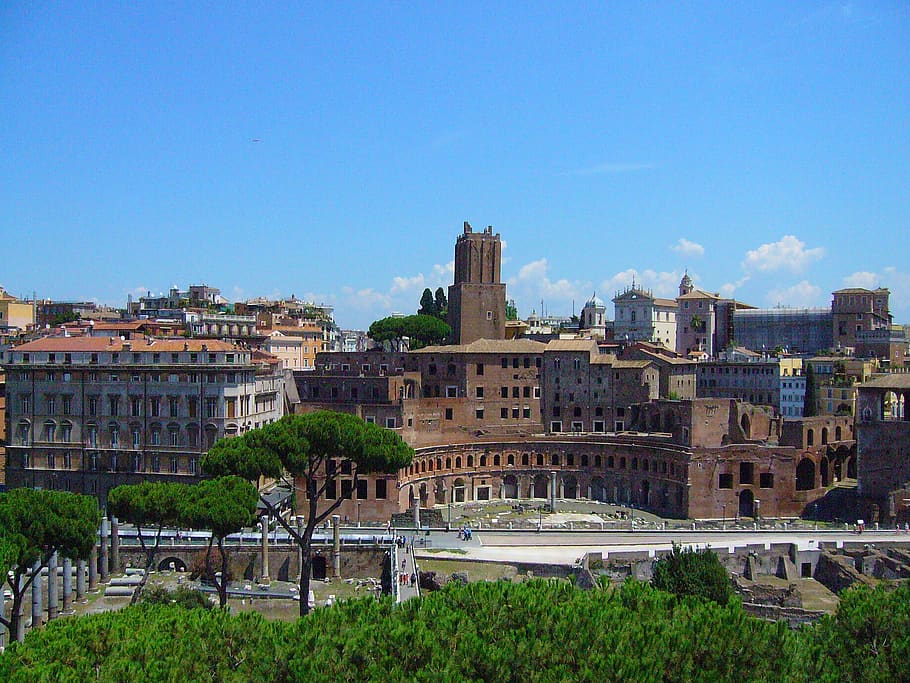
[722,503,727,530]
[357,502,362,528]
[537,505,543,532]
[448,502,452,531]
[813,503,818,531]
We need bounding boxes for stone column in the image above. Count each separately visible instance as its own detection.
[550,471,557,511]
[31,561,43,628]
[413,494,421,529]
[76,559,87,602]
[62,557,73,613]
[17,574,27,642]
[88,546,99,591]
[47,552,59,621]
[111,516,120,574]
[332,514,341,578]
[99,518,110,583]
[260,516,270,582]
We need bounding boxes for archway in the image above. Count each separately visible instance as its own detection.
[740,413,751,439]
[820,458,829,487]
[533,474,549,499]
[157,557,188,572]
[639,480,650,507]
[503,474,518,499]
[591,476,606,502]
[847,456,857,479]
[453,478,467,503]
[563,475,578,499]
[738,489,754,518]
[796,458,815,491]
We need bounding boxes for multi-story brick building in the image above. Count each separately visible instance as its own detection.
[856,374,910,524]
[695,350,802,414]
[540,339,658,434]
[832,287,890,351]
[2,337,285,504]
[447,222,506,345]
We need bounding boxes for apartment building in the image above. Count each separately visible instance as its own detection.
[2,337,284,503]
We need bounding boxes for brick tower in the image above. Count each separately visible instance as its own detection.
[447,222,506,344]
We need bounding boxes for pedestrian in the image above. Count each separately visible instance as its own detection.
[402,558,406,570]
[411,572,417,587]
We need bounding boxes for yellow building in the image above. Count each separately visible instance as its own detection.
[0,287,35,333]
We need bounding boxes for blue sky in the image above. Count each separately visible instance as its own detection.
[2,2,908,329]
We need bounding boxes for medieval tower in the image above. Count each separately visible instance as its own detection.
[447,222,506,344]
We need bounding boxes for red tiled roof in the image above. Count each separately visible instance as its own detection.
[12,337,240,353]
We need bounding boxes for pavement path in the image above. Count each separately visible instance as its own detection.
[416,529,910,565]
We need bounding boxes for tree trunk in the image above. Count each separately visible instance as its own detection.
[298,520,317,617]
[217,537,229,608]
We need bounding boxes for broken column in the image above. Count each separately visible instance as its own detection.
[332,514,341,578]
[111,516,120,573]
[99,518,110,583]
[62,556,73,613]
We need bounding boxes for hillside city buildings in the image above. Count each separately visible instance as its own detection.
[2,223,908,528]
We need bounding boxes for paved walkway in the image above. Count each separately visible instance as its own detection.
[397,544,420,601]
[416,530,910,566]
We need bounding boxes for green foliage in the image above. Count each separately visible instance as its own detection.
[140,585,213,610]
[367,314,450,349]
[418,288,437,317]
[0,489,101,641]
[434,287,447,319]
[797,582,910,683]
[506,298,518,321]
[0,580,813,682]
[203,411,414,615]
[651,543,733,605]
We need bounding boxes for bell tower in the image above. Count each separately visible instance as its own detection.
[447,222,506,344]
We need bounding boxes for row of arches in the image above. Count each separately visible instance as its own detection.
[406,471,687,515]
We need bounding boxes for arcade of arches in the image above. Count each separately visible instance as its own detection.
[392,436,856,520]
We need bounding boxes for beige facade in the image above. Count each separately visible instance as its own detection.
[2,337,285,504]
[613,285,677,350]
[0,288,35,333]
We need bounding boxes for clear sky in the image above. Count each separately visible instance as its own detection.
[2,2,908,329]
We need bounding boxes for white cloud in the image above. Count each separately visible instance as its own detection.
[599,268,682,299]
[842,271,879,289]
[670,238,705,258]
[718,275,751,299]
[506,258,591,315]
[842,267,910,322]
[764,280,824,308]
[390,274,425,295]
[742,235,825,273]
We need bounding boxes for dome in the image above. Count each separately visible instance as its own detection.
[584,293,605,309]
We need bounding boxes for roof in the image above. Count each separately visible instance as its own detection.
[590,353,617,365]
[613,360,653,369]
[857,374,910,390]
[833,287,889,295]
[653,298,677,308]
[544,339,598,352]
[10,337,240,353]
[677,290,721,301]
[412,338,547,354]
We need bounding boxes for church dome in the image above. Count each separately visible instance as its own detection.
[584,293,605,309]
